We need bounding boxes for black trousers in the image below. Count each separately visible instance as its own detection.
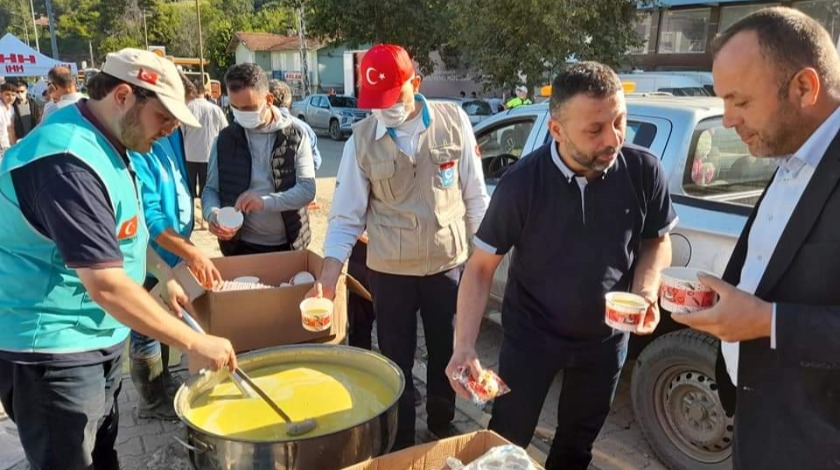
[0,354,124,470]
[219,239,291,257]
[368,266,462,448]
[489,336,628,470]
[186,161,208,198]
[347,242,375,350]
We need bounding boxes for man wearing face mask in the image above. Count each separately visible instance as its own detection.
[202,63,315,256]
[311,44,490,449]
[11,80,43,138]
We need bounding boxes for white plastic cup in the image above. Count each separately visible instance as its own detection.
[290,271,316,286]
[605,292,648,332]
[216,207,244,230]
[660,267,717,314]
[299,297,333,332]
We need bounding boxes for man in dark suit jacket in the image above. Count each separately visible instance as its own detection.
[673,7,840,469]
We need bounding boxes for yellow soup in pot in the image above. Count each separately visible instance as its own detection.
[184,362,396,441]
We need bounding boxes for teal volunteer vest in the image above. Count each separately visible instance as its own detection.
[0,105,149,353]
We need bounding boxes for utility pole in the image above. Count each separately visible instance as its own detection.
[195,0,206,91]
[296,2,310,95]
[22,12,30,47]
[142,11,149,50]
[44,0,58,59]
[89,40,95,69]
[29,0,40,52]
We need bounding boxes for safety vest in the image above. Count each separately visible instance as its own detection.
[0,105,148,353]
[354,98,469,275]
[505,97,532,109]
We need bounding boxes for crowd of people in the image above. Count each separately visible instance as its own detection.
[0,6,837,470]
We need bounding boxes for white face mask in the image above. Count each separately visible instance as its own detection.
[372,101,409,128]
[232,103,265,129]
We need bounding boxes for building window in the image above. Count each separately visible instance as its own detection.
[630,13,654,54]
[795,0,840,43]
[657,8,711,54]
[720,4,780,33]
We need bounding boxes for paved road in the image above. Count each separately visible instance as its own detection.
[0,135,669,470]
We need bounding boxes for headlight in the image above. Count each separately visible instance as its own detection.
[339,110,354,117]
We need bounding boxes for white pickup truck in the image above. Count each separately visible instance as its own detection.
[473,96,776,470]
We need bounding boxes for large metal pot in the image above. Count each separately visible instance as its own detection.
[174,344,404,470]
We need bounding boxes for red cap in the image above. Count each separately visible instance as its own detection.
[357,44,415,109]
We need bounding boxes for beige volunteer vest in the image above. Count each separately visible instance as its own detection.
[355,101,469,276]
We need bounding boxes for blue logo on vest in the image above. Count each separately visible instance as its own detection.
[439,162,455,187]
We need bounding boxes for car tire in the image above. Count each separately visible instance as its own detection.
[631,329,733,470]
[329,119,342,140]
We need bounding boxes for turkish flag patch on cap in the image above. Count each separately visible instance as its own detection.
[137,68,159,85]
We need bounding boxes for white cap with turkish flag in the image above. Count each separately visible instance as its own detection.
[102,48,201,128]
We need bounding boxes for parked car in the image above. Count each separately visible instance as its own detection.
[428,98,495,126]
[618,72,714,97]
[291,94,369,140]
[474,96,776,470]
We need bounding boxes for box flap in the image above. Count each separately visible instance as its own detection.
[341,431,544,470]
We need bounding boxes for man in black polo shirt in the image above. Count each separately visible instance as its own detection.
[446,62,676,470]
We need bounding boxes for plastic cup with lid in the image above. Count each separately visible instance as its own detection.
[216,207,244,230]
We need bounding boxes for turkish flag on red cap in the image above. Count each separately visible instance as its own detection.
[357,44,415,109]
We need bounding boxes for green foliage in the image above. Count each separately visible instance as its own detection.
[0,0,296,77]
[2,0,652,88]
[306,0,454,75]
[450,0,652,90]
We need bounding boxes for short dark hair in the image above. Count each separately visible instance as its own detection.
[224,63,269,94]
[712,7,840,96]
[0,82,16,93]
[15,80,28,89]
[178,73,197,100]
[47,66,75,89]
[269,79,293,108]
[549,61,622,119]
[86,72,156,103]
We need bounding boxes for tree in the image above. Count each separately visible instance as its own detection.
[305,0,454,74]
[450,0,652,91]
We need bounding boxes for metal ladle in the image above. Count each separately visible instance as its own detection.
[180,309,317,436]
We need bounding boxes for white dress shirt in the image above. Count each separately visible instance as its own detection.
[0,105,12,149]
[323,95,490,264]
[723,105,840,385]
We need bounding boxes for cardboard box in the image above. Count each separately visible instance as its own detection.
[153,250,348,352]
[342,431,545,470]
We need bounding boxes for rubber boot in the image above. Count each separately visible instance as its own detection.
[160,344,183,399]
[130,353,178,420]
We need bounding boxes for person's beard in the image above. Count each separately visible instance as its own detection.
[119,103,154,153]
[563,129,619,172]
[738,100,809,158]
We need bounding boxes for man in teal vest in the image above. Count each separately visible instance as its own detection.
[0,48,237,470]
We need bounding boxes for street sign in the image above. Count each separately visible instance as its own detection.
[285,71,302,81]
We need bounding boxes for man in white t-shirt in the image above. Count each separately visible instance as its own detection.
[0,82,17,157]
[41,66,85,121]
[183,79,229,199]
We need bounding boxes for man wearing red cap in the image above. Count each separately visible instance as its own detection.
[313,44,490,449]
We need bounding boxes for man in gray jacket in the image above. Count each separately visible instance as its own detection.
[202,63,315,255]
